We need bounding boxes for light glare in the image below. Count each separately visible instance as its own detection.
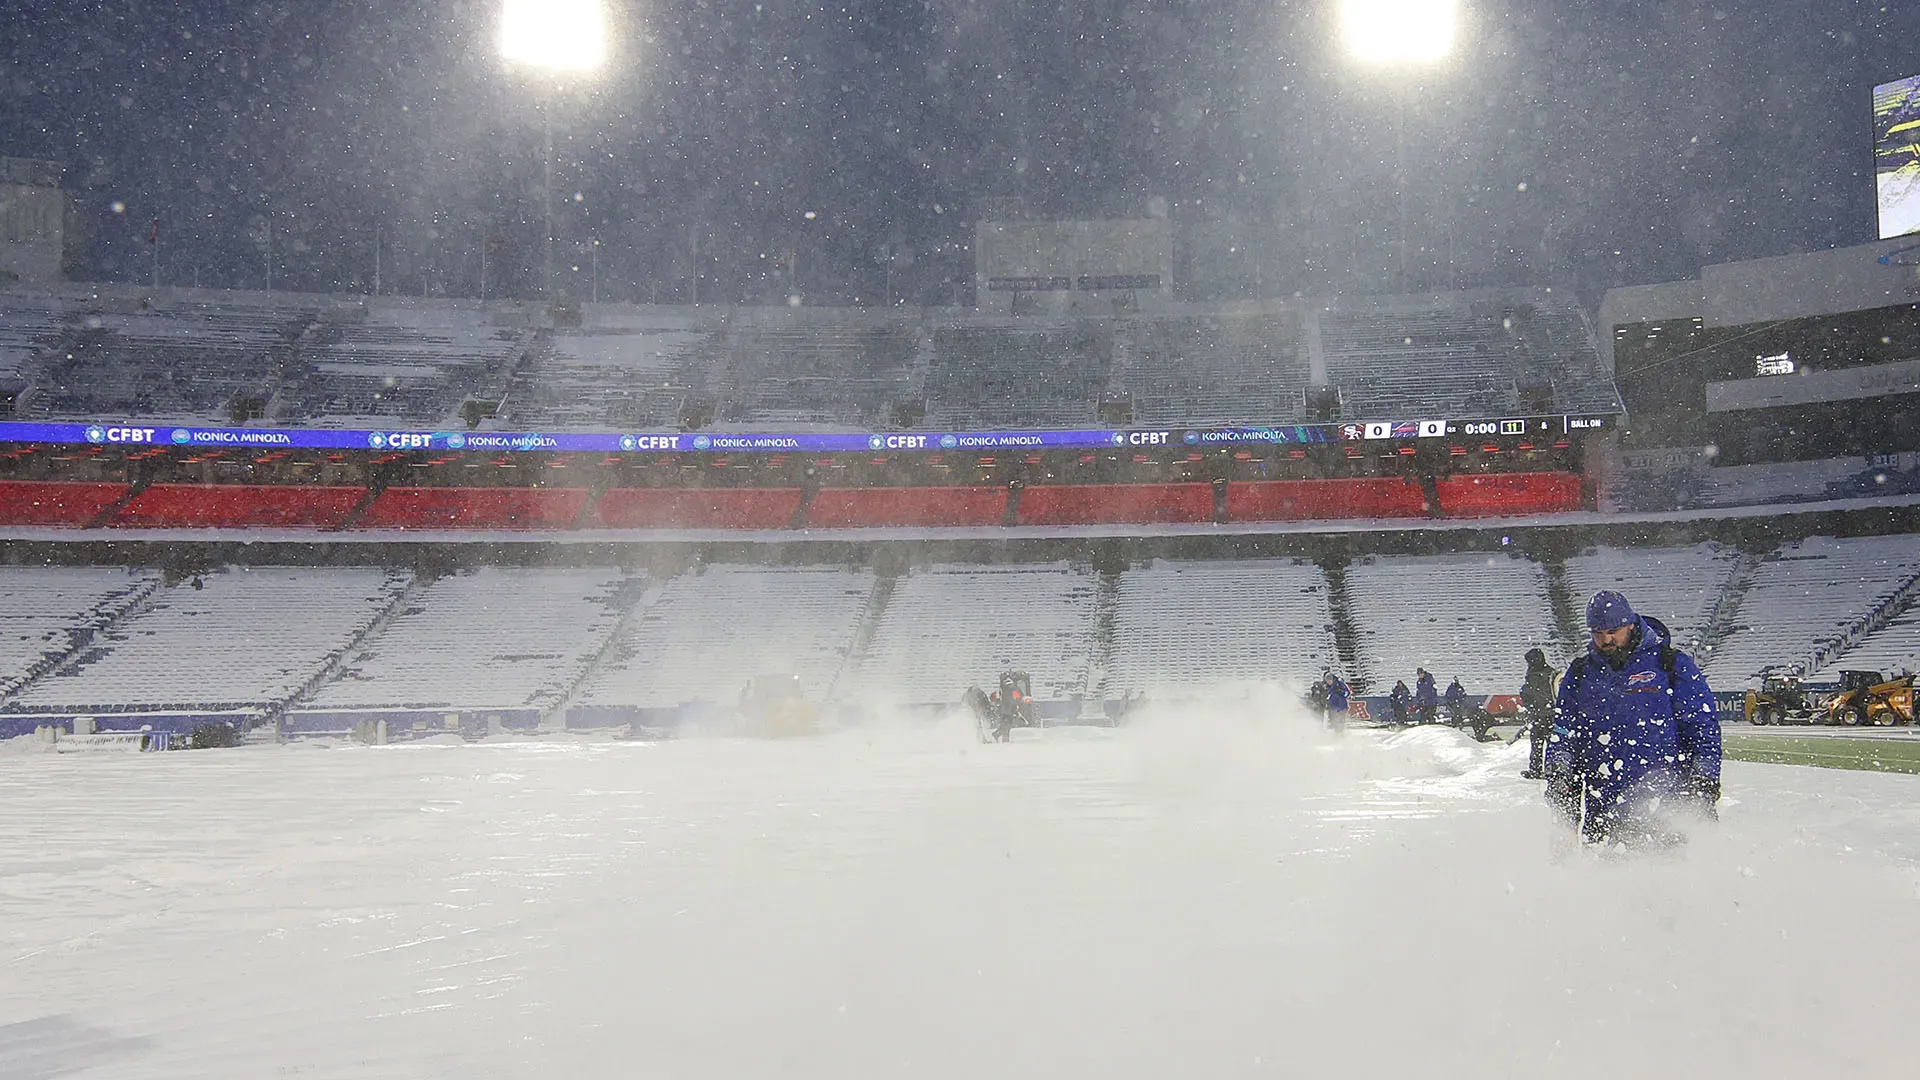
[500,0,607,73]
[1339,0,1458,65]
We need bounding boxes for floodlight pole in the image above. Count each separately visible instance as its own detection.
[543,93,556,302]
[1395,85,1410,292]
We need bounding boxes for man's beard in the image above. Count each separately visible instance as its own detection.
[1597,634,1634,667]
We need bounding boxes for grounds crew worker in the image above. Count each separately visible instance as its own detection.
[1546,590,1721,847]
[1518,649,1556,778]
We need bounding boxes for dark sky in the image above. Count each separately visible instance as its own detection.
[2,1,1915,306]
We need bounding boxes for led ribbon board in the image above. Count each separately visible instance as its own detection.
[0,416,1610,455]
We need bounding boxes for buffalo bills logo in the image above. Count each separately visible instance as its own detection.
[1627,671,1659,686]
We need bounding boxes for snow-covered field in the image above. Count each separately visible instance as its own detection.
[4,702,1918,1079]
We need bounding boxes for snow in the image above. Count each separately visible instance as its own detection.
[3,704,1916,1078]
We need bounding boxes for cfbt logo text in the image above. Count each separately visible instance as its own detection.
[85,426,159,444]
[368,432,434,450]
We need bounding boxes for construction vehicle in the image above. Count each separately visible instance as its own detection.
[1819,670,1916,726]
[737,674,823,737]
[963,670,1039,743]
[1745,670,1816,725]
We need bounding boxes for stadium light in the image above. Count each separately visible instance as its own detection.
[1338,0,1458,66]
[500,0,607,302]
[500,0,607,73]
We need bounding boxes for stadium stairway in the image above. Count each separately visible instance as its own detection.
[1321,561,1366,692]
[1805,569,1920,677]
[1694,552,1761,661]
[84,473,155,529]
[334,484,385,530]
[0,572,164,709]
[543,578,663,728]
[1084,568,1121,699]
[1541,559,1584,660]
[825,574,897,700]
[271,574,424,729]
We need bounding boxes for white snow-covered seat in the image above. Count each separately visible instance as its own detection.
[1709,535,1920,688]
[1809,606,1920,683]
[1103,559,1336,695]
[307,567,633,710]
[1343,552,1555,694]
[1112,314,1310,427]
[0,568,162,697]
[1560,543,1741,653]
[9,567,408,712]
[855,562,1097,704]
[574,565,875,708]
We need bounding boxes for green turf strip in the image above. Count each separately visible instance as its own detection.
[1723,732,1920,775]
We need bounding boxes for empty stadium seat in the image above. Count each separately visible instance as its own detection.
[111,484,364,529]
[0,567,161,695]
[805,486,1007,528]
[307,568,632,710]
[1017,483,1214,526]
[854,562,1097,702]
[1226,479,1427,521]
[1344,552,1556,693]
[590,487,803,530]
[359,486,589,530]
[0,480,129,527]
[7,566,409,713]
[574,566,875,709]
[1434,473,1583,518]
[1104,559,1336,696]
[1562,543,1739,652]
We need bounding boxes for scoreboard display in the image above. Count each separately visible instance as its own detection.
[1875,74,1920,241]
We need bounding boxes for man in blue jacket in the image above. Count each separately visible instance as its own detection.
[1388,680,1411,727]
[1547,590,1722,848]
[1324,671,1350,733]
[1414,669,1438,725]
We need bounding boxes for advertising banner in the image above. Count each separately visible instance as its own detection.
[0,414,1610,456]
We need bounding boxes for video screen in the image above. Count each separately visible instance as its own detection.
[1875,74,1920,239]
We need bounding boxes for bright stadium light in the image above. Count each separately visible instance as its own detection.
[1338,0,1458,65]
[500,0,608,301]
[500,0,607,73]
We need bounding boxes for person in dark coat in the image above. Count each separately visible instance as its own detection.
[1547,591,1722,848]
[1388,679,1412,727]
[1443,677,1467,726]
[1324,671,1350,734]
[1518,648,1556,779]
[1414,669,1438,726]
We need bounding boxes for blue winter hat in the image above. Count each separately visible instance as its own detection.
[1586,590,1636,631]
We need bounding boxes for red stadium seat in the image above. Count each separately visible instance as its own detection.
[358,486,590,530]
[1226,479,1429,521]
[111,484,363,529]
[1016,483,1215,526]
[589,487,803,530]
[0,480,130,527]
[805,486,1008,528]
[1435,472,1583,517]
